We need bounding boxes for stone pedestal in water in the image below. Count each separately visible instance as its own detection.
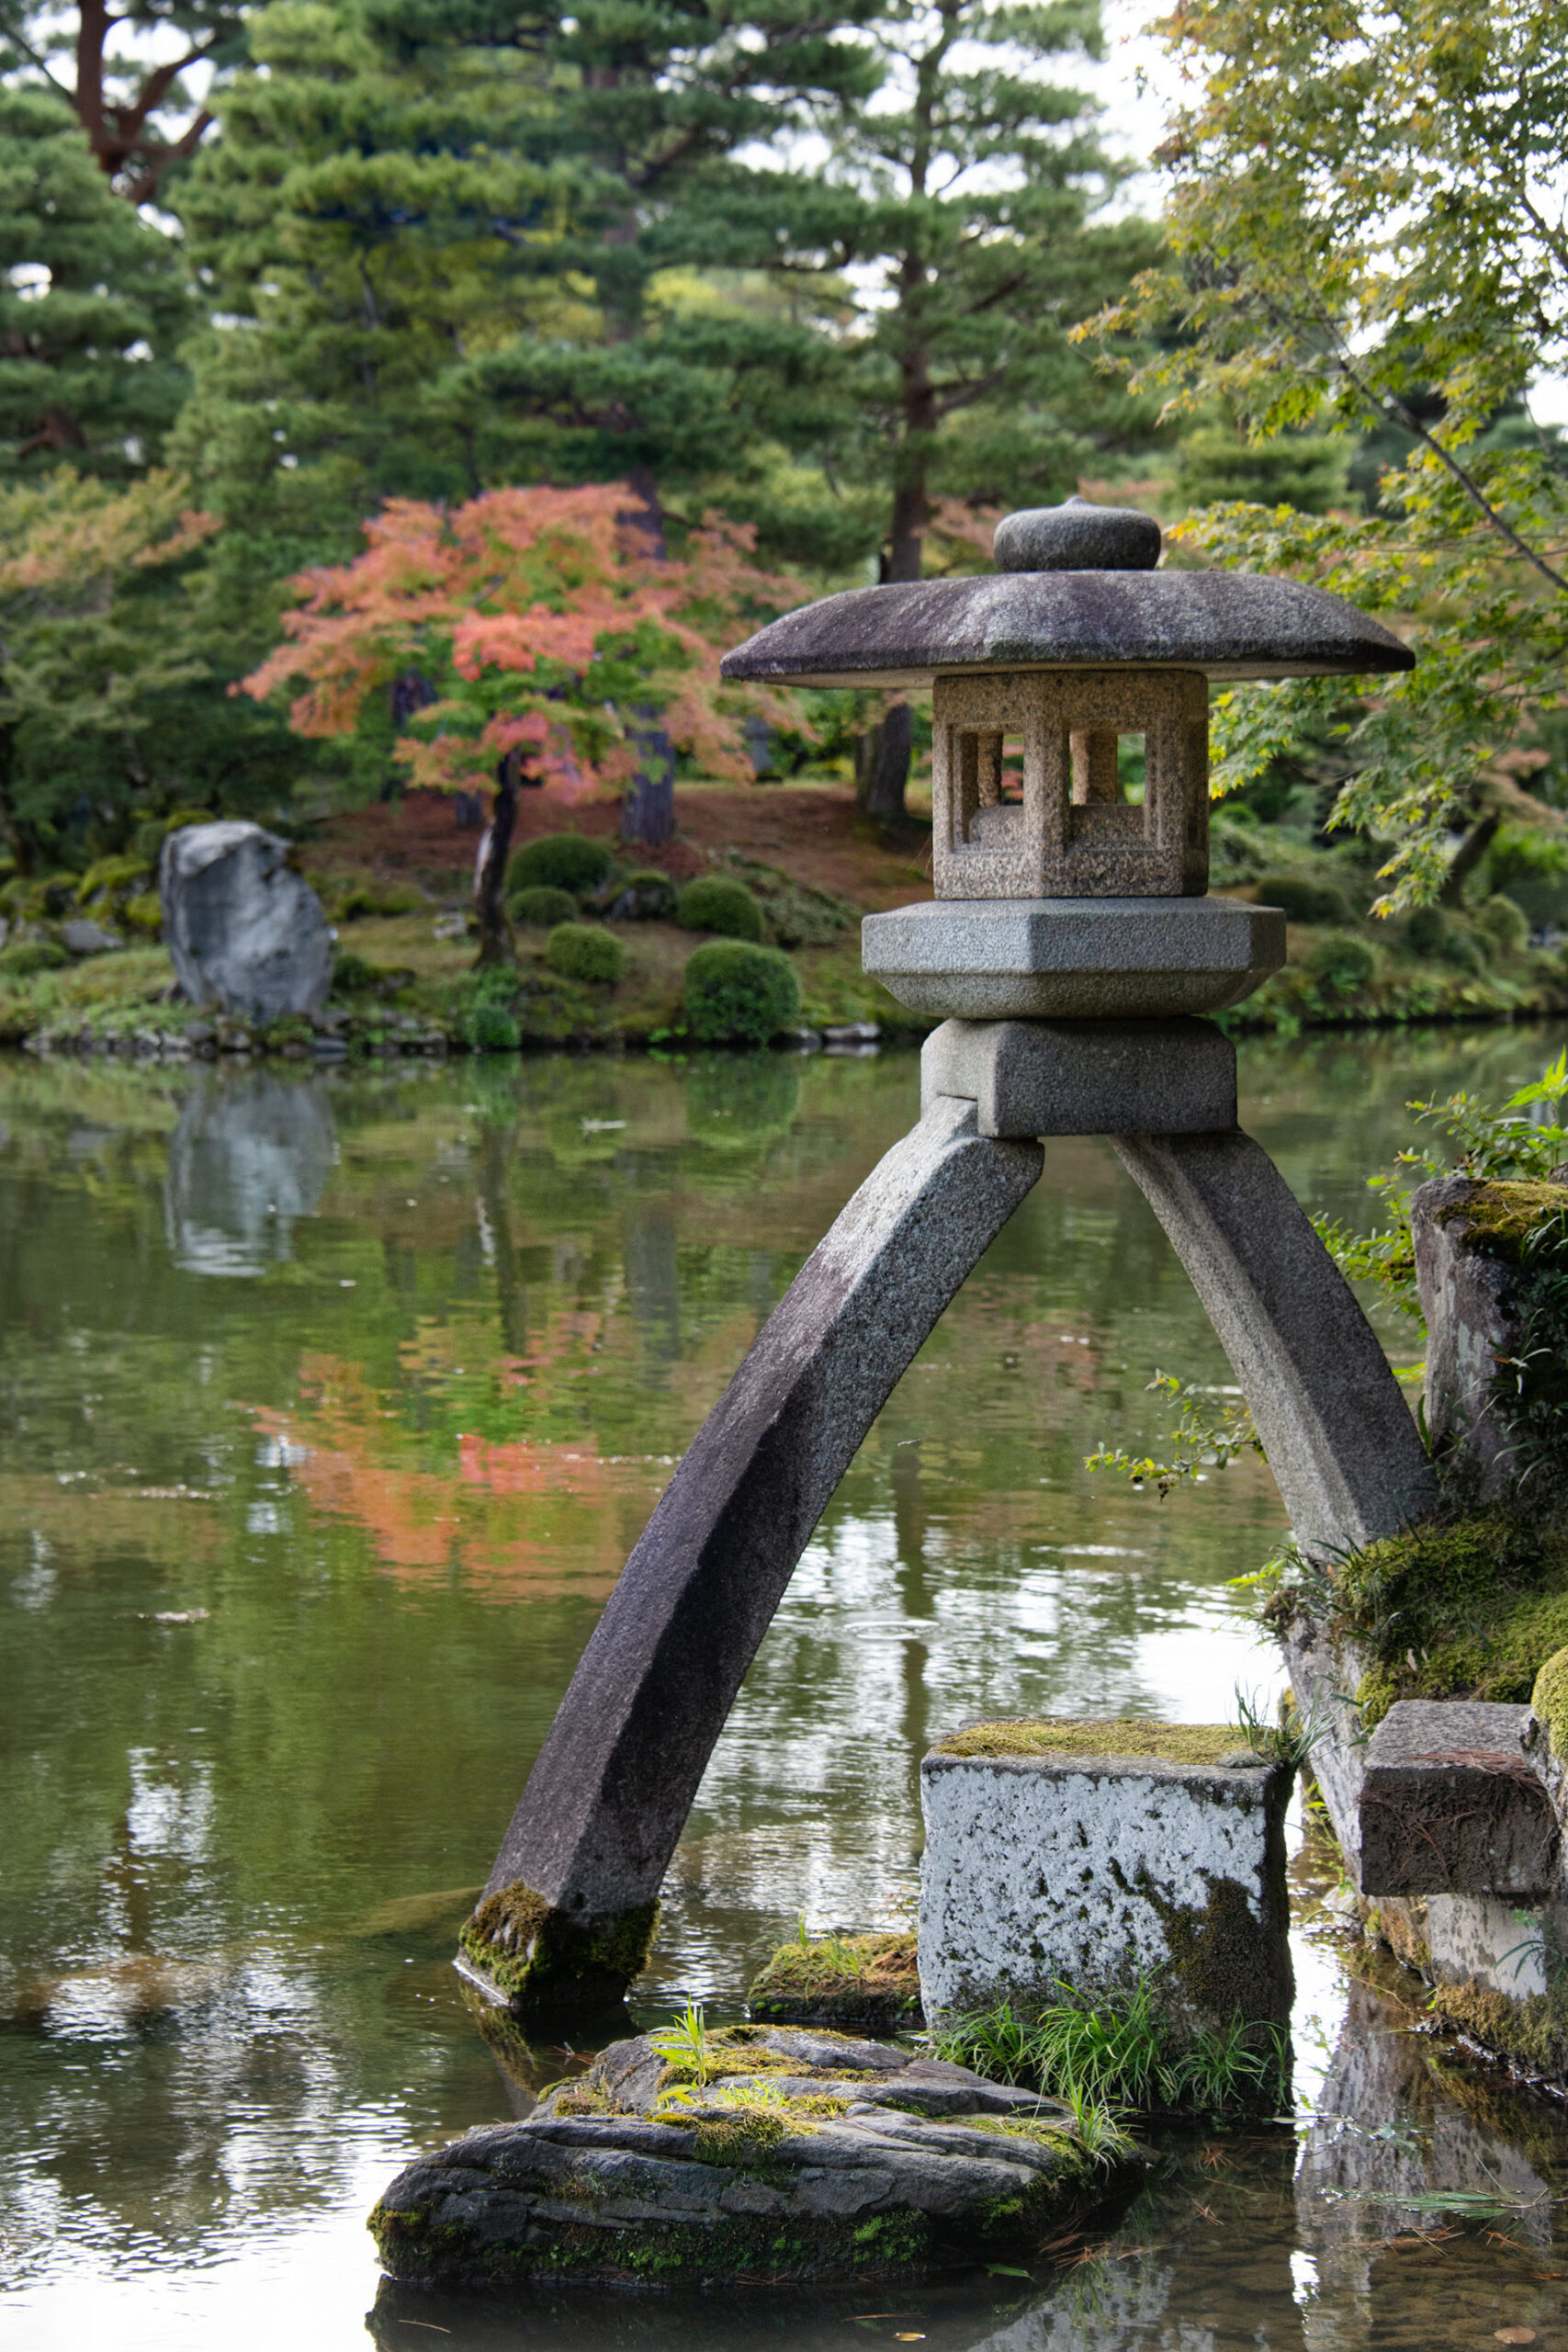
[919,1720,1293,2044]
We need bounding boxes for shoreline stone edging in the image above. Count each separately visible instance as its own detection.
[369,2026,1127,2290]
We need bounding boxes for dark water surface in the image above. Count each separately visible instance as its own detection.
[4,1027,1568,2348]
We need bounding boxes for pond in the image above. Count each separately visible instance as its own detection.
[4,1024,1568,2350]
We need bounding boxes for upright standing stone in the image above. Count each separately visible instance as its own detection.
[919,1719,1293,2045]
[1413,1173,1568,1498]
[161,821,333,1017]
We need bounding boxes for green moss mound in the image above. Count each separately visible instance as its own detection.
[0,939,68,975]
[748,1929,921,2030]
[546,922,626,986]
[933,1718,1256,1765]
[676,875,764,942]
[683,940,799,1046]
[507,833,615,897]
[1309,1509,1568,1727]
[510,884,578,929]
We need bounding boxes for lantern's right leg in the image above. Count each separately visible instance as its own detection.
[458,1093,1042,2015]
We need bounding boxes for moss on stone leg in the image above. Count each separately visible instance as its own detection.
[457,1878,658,2009]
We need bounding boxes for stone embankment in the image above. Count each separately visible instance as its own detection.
[371,2025,1124,2290]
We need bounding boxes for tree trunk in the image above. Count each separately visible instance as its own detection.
[1439,807,1501,906]
[857,703,914,828]
[617,467,676,847]
[474,755,520,966]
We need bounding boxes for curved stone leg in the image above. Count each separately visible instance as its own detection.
[1112,1128,1435,1555]
[461,1095,1043,2012]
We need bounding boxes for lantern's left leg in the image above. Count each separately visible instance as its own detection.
[459,1095,1043,2014]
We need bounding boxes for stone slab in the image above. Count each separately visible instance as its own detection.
[719,570,1416,689]
[463,1096,1043,2008]
[1359,1700,1557,1900]
[862,896,1285,1020]
[920,1015,1236,1136]
[918,1723,1292,2036]
[1113,1129,1436,1554]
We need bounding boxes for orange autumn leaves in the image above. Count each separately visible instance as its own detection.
[241,482,804,798]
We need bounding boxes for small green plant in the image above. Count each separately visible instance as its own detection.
[1085,1372,1263,1497]
[1230,1681,1332,1769]
[545,922,626,986]
[652,2002,713,2086]
[332,950,378,993]
[1313,1048,1568,1328]
[676,875,765,942]
[468,1001,521,1052]
[682,940,800,1046]
[507,833,615,898]
[511,885,579,929]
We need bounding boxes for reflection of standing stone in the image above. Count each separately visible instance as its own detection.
[164,1072,336,1277]
[160,822,333,1016]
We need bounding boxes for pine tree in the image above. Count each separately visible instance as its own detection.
[731,0,1162,820]
[0,89,190,475]
[0,0,246,199]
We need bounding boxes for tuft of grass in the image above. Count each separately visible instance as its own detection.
[936,1984,1288,2120]
[652,2001,713,2087]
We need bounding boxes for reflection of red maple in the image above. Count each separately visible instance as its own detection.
[249,1356,661,1600]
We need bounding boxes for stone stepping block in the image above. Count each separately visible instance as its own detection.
[1358,1700,1558,1899]
[369,2025,1122,2290]
[919,1719,1293,2039]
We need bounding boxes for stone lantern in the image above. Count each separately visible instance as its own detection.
[723,493,1412,1021]
[454,500,1432,2021]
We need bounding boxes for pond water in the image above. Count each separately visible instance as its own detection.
[4,1025,1568,2350]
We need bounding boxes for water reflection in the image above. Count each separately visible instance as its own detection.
[164,1070,336,1275]
[4,1030,1568,2347]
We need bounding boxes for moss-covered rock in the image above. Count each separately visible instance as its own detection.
[748,1929,921,2030]
[367,2026,1127,2290]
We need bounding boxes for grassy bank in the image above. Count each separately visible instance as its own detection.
[6,785,1568,1057]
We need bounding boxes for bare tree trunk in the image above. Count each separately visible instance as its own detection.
[857,703,915,827]
[474,752,521,967]
[618,466,676,848]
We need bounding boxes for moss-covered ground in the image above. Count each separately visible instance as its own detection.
[1271,1510,1568,1730]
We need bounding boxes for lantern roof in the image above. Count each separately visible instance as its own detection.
[720,498,1414,689]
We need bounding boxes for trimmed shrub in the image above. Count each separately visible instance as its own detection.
[1476,892,1532,956]
[332,950,378,993]
[123,892,164,937]
[511,885,579,929]
[508,833,615,897]
[546,922,627,985]
[0,938,69,974]
[1254,871,1351,924]
[683,939,800,1046]
[1306,931,1376,994]
[676,875,764,941]
[609,869,678,922]
[468,1001,521,1052]
[1405,905,1449,958]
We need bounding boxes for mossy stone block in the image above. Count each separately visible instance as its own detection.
[919,1718,1293,2041]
